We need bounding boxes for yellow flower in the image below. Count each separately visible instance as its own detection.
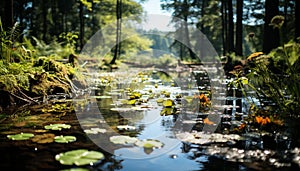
[247,52,263,61]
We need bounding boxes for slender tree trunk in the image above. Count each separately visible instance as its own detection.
[110,0,121,65]
[79,1,84,50]
[227,0,234,53]
[2,0,14,29]
[221,0,226,56]
[295,0,300,41]
[42,0,47,42]
[118,0,122,59]
[263,0,279,53]
[235,0,243,56]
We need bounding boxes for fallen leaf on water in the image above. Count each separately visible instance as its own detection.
[203,118,214,125]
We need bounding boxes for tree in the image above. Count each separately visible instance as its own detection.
[263,0,279,53]
[235,0,243,56]
[110,0,122,65]
[162,0,197,60]
[296,0,300,41]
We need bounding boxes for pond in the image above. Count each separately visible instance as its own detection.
[1,65,300,171]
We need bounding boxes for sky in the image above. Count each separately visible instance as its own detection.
[141,0,174,31]
[141,0,171,16]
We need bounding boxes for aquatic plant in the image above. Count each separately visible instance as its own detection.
[7,132,34,140]
[54,135,77,143]
[109,135,138,145]
[44,123,71,131]
[55,149,104,166]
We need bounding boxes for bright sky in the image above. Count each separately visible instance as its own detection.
[141,0,174,31]
[141,0,171,16]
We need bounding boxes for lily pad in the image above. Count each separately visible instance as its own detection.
[7,133,34,140]
[163,99,174,107]
[117,125,136,131]
[109,135,138,145]
[44,123,71,131]
[135,139,164,149]
[55,149,104,166]
[54,135,77,143]
[84,128,107,134]
[31,133,55,144]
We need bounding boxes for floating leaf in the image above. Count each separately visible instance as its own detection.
[163,99,173,107]
[31,133,55,144]
[156,98,164,103]
[54,135,76,143]
[117,125,136,131]
[127,99,136,105]
[109,135,138,145]
[61,168,89,171]
[55,149,104,166]
[44,123,71,131]
[84,128,107,134]
[135,139,164,149]
[203,118,215,125]
[7,133,34,140]
[160,108,174,116]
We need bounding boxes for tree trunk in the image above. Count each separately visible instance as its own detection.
[110,0,121,65]
[295,0,300,41]
[42,0,48,42]
[263,0,279,53]
[221,0,226,56]
[235,0,243,56]
[2,0,14,30]
[79,1,84,50]
[227,0,234,53]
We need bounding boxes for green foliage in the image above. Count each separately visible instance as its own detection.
[244,41,300,116]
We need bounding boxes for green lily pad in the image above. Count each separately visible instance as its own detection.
[160,108,174,116]
[54,135,77,143]
[163,99,174,107]
[127,99,136,105]
[44,124,71,131]
[109,135,138,145]
[135,139,164,149]
[7,133,34,140]
[156,98,164,103]
[31,133,55,144]
[55,149,104,166]
[61,168,89,171]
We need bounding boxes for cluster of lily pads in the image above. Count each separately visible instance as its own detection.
[176,131,242,145]
[109,135,164,153]
[6,123,76,143]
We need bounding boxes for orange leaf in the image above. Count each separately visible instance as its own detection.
[255,116,263,124]
[203,118,214,125]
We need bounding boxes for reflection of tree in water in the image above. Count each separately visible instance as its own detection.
[97,98,145,137]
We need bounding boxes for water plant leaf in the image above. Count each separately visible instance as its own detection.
[203,118,215,125]
[84,128,107,134]
[55,149,104,166]
[31,133,55,144]
[61,168,89,171]
[135,139,164,149]
[156,98,164,103]
[163,99,174,107]
[117,125,136,131]
[160,108,173,116]
[44,123,71,131]
[7,133,34,140]
[127,99,136,105]
[109,135,138,145]
[54,135,76,143]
